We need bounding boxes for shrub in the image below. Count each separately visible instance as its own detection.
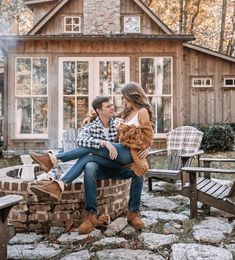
[191,123,235,152]
[229,122,235,133]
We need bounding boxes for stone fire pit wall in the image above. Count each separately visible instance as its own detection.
[0,166,130,232]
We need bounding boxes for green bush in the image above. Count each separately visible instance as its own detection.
[229,122,235,133]
[191,123,235,152]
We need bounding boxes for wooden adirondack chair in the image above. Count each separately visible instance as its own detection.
[147,126,204,191]
[57,128,81,173]
[181,158,235,217]
[0,195,23,260]
[62,128,81,151]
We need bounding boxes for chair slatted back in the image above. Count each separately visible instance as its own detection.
[167,126,203,170]
[62,128,80,151]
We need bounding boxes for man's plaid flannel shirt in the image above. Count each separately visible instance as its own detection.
[77,117,118,148]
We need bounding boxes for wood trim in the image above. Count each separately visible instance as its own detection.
[28,0,69,35]
[24,0,57,5]
[1,35,194,41]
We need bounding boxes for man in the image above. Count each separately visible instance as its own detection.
[30,95,148,234]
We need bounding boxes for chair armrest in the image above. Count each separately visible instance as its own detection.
[148,149,167,156]
[181,166,235,174]
[148,169,181,174]
[200,158,235,163]
[180,150,204,158]
[0,195,23,210]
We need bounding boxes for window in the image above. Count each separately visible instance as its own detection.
[99,59,127,113]
[192,77,212,87]
[62,60,89,129]
[59,57,129,138]
[64,16,81,33]
[124,16,141,33]
[15,58,48,137]
[224,78,235,87]
[140,57,173,135]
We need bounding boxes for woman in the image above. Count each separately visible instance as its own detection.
[31,82,154,200]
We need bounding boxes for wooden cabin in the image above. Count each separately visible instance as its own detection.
[0,0,235,153]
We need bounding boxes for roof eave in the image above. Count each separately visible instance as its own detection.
[184,42,235,63]
[0,34,195,42]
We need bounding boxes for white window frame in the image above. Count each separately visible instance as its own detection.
[64,16,81,33]
[124,16,141,33]
[192,77,212,88]
[139,57,173,138]
[223,78,235,87]
[15,57,48,139]
[58,57,130,145]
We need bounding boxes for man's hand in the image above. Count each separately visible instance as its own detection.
[138,148,149,159]
[101,141,118,160]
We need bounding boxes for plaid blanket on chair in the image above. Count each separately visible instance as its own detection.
[167,126,203,155]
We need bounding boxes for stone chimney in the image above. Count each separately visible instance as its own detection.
[83,0,121,35]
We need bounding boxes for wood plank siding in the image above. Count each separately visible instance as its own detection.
[3,0,235,153]
[183,47,235,125]
[7,39,182,150]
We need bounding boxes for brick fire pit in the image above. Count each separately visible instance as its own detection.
[0,165,130,232]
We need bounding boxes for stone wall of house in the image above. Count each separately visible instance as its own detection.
[83,0,120,35]
[0,166,130,232]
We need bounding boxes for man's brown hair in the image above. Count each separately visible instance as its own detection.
[92,95,110,113]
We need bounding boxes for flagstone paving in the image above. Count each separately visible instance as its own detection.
[7,180,235,260]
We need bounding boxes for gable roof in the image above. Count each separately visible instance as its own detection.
[184,43,235,63]
[28,0,173,35]
[28,0,69,35]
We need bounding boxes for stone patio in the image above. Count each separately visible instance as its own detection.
[6,180,235,260]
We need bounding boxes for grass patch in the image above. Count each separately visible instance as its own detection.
[0,155,21,169]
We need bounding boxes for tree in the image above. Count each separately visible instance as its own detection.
[226,1,235,56]
[179,0,184,33]
[219,0,227,52]
[0,0,32,35]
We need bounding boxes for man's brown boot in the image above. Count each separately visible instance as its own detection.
[77,213,98,234]
[127,211,145,229]
[29,151,56,172]
[30,180,62,202]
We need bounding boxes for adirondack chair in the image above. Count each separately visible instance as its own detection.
[62,128,81,152]
[147,126,204,191]
[181,167,235,217]
[0,195,23,260]
[181,158,235,217]
[53,128,83,175]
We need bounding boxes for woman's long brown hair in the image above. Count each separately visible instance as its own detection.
[120,82,154,125]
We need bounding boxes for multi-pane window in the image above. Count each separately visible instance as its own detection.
[64,16,81,33]
[62,61,89,129]
[192,77,212,87]
[59,57,129,142]
[124,16,141,33]
[15,58,48,137]
[99,60,127,113]
[224,78,235,87]
[140,57,172,134]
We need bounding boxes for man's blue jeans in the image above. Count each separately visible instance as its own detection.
[56,143,132,164]
[83,162,144,213]
[58,145,133,183]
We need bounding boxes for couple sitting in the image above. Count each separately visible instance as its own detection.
[30,82,154,234]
